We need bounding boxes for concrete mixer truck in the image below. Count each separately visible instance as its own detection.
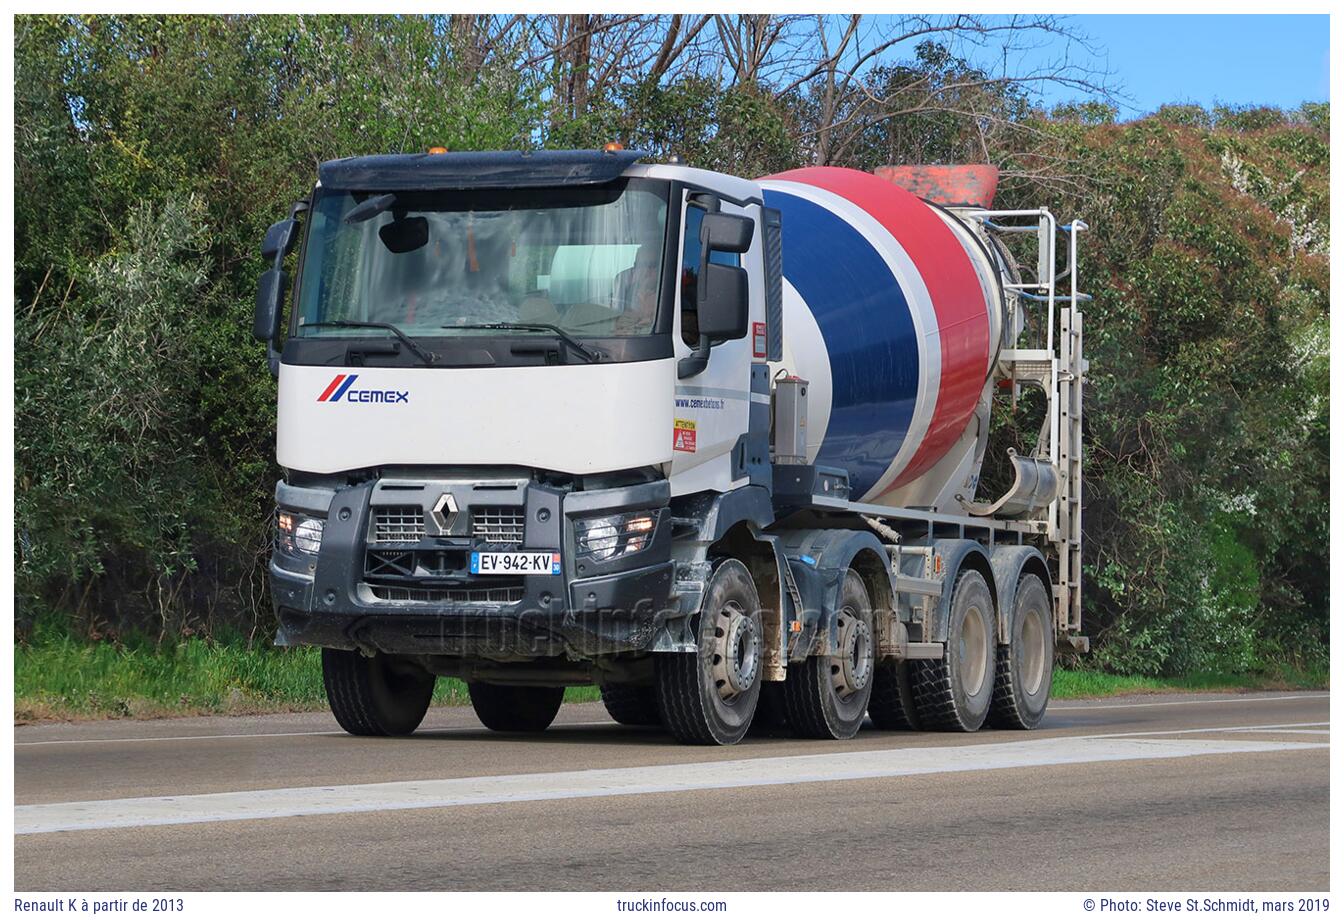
[254,147,1090,745]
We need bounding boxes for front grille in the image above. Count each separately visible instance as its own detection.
[372,506,425,543]
[472,506,525,544]
[369,584,525,605]
[371,504,524,544]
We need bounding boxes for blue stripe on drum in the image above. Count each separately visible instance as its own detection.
[763,187,919,499]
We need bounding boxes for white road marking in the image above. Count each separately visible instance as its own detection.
[1073,721,1328,740]
[1050,693,1329,711]
[15,733,1325,835]
[13,720,617,747]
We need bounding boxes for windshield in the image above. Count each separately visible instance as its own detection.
[294,180,670,340]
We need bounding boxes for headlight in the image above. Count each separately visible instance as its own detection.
[574,511,656,561]
[277,510,324,556]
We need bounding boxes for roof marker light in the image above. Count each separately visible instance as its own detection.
[427,146,449,155]
[602,142,624,153]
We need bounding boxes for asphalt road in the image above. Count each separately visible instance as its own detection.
[14,691,1328,891]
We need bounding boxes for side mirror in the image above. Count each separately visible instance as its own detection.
[253,268,288,342]
[700,213,754,254]
[697,264,750,340]
[261,219,300,261]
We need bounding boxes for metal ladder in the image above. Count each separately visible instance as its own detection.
[1056,222,1088,634]
[961,208,1090,635]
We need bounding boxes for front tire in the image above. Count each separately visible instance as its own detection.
[468,683,565,732]
[989,573,1054,729]
[910,568,997,731]
[655,558,762,745]
[322,648,435,736]
[783,569,875,740]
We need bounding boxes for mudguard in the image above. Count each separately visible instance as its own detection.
[988,544,1052,644]
[774,528,894,660]
[912,538,996,645]
[652,486,778,655]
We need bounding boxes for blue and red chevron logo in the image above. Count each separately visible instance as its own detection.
[316,374,409,404]
[317,374,359,402]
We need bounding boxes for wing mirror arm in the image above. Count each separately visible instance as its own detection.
[678,338,711,379]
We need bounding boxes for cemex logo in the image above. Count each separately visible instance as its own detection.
[316,374,409,404]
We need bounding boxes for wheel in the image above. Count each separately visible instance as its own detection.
[783,569,875,740]
[910,568,997,731]
[599,684,661,726]
[655,558,762,745]
[869,660,922,730]
[468,683,565,732]
[989,573,1054,729]
[322,648,435,736]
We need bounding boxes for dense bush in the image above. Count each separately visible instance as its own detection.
[14,15,1328,676]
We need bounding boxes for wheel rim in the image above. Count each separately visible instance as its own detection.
[958,604,988,696]
[831,607,873,701]
[710,600,760,702]
[1021,606,1047,696]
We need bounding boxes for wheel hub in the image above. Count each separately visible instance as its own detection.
[831,610,873,700]
[958,604,988,696]
[1021,607,1047,696]
[710,601,760,701]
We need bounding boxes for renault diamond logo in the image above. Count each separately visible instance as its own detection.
[430,494,460,536]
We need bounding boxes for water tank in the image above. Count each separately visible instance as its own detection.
[760,166,1004,504]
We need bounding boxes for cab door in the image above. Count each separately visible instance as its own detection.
[668,191,764,497]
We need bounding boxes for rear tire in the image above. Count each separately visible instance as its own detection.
[655,559,762,745]
[869,660,922,731]
[910,568,996,731]
[783,570,875,740]
[322,648,435,737]
[599,684,661,726]
[989,573,1054,729]
[468,683,565,732]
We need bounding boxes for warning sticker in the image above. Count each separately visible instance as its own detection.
[673,418,697,453]
[752,321,767,358]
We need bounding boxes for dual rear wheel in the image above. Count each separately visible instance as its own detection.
[895,569,1053,733]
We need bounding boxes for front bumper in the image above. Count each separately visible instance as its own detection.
[269,477,677,659]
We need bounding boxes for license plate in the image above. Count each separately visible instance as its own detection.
[471,551,560,575]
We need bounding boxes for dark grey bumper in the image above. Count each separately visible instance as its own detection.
[269,477,677,659]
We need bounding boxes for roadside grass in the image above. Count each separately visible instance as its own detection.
[14,632,1325,723]
[1051,667,1327,699]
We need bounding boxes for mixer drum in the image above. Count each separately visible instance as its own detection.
[760,167,1003,503]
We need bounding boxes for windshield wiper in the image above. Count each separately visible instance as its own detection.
[302,320,437,365]
[444,322,603,364]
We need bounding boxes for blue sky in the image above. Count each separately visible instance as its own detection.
[1025,15,1330,115]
